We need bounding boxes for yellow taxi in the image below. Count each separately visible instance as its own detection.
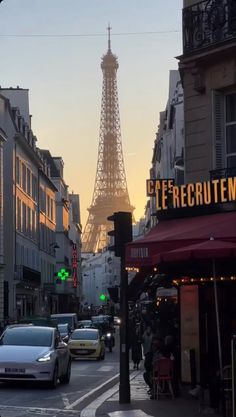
[68,328,105,360]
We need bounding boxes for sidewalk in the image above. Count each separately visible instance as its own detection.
[96,370,222,417]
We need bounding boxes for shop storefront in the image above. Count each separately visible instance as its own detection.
[126,176,236,388]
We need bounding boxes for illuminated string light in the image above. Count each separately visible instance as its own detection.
[172,276,236,285]
[126,267,140,273]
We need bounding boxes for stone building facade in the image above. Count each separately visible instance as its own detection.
[179,0,236,182]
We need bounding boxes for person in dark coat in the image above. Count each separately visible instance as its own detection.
[131,328,142,369]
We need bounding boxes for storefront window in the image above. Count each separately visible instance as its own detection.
[226,93,236,168]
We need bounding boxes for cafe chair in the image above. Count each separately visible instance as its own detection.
[153,358,175,400]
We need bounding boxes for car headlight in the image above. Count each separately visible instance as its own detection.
[106,333,111,337]
[37,352,53,362]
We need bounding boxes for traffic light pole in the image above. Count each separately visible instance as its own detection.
[107,212,132,404]
[119,254,130,404]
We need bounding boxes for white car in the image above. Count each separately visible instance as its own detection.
[0,325,71,388]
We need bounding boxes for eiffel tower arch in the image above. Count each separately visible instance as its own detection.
[82,27,134,253]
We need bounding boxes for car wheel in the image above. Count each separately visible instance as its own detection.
[96,350,102,361]
[49,362,58,389]
[60,359,71,384]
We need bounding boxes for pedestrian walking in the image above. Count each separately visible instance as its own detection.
[142,325,153,357]
[131,328,142,370]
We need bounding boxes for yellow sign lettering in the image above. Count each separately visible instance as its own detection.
[228,177,236,201]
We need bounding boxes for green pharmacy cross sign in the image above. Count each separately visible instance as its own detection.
[57,268,69,281]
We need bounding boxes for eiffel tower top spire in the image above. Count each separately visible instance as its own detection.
[82,28,134,253]
[107,23,111,52]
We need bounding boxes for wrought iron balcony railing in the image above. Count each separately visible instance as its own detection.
[210,167,236,180]
[183,0,236,55]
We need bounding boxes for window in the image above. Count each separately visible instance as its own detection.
[32,175,38,202]
[16,157,20,185]
[16,197,21,231]
[27,206,31,236]
[226,93,236,168]
[22,203,27,235]
[40,187,46,213]
[213,90,236,170]
[47,194,50,217]
[32,210,36,241]
[22,163,26,192]
[27,168,31,196]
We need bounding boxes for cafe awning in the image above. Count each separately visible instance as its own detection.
[125,211,236,267]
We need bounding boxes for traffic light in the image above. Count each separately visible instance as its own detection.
[108,287,119,303]
[99,293,109,302]
[107,212,132,257]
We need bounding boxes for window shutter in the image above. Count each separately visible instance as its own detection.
[213,90,225,170]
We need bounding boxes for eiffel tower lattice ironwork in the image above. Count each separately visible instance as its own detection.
[82,27,134,253]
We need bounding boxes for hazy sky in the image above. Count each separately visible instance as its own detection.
[0,0,182,226]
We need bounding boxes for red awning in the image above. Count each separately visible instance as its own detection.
[154,239,236,264]
[125,211,236,267]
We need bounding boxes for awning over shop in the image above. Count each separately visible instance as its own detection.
[126,211,236,267]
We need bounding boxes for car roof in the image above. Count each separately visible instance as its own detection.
[6,325,55,331]
[74,328,98,332]
[51,313,77,317]
[78,320,91,323]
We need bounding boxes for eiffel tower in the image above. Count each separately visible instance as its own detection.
[82,26,134,253]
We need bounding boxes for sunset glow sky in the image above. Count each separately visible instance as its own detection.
[0,0,182,226]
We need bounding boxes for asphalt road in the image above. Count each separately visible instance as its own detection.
[0,331,120,417]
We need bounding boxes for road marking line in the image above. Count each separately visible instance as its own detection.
[61,393,70,408]
[80,370,140,417]
[0,405,78,414]
[108,411,153,417]
[65,372,119,410]
[97,365,113,372]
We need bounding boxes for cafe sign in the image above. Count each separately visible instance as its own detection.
[146,177,236,211]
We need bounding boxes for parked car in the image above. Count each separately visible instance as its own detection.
[67,328,105,360]
[57,323,71,343]
[0,325,71,388]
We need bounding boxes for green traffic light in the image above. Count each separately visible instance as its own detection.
[99,294,106,301]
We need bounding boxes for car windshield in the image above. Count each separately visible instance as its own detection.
[78,321,91,327]
[71,330,98,340]
[1,327,53,347]
[53,317,73,326]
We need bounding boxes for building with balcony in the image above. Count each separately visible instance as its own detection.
[0,107,7,324]
[0,88,57,320]
[69,193,82,308]
[150,70,184,225]
[41,152,81,313]
[180,0,236,182]
[176,0,236,392]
